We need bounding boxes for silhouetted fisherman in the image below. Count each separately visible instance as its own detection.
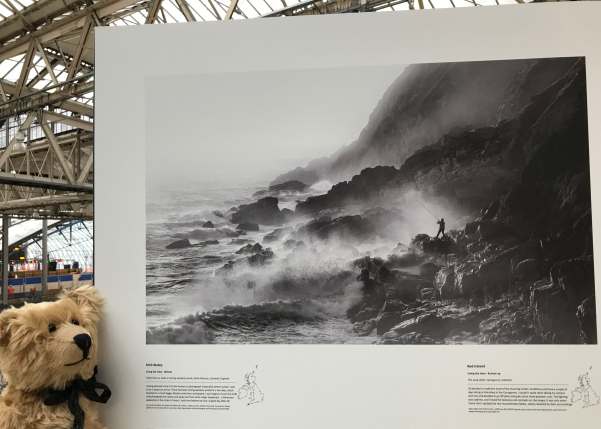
[435,218,446,239]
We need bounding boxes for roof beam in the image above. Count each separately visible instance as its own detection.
[66,18,93,81]
[0,0,139,62]
[225,0,239,19]
[175,0,196,22]
[39,116,77,184]
[145,0,163,23]
[0,193,92,211]
[0,172,93,192]
[14,41,36,96]
[0,76,94,120]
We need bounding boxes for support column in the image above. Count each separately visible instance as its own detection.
[42,218,48,295]
[2,214,8,306]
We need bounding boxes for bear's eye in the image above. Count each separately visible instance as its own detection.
[72,319,80,326]
[48,323,57,333]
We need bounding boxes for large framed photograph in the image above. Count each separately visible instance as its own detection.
[145,56,595,346]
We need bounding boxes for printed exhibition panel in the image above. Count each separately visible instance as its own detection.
[96,3,601,428]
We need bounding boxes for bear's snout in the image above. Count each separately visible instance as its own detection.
[73,333,92,358]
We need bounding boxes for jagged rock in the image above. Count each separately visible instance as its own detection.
[270,166,319,188]
[477,220,513,242]
[411,234,456,255]
[196,240,219,247]
[551,257,594,304]
[166,239,192,249]
[236,243,263,254]
[530,282,578,343]
[353,319,377,336]
[299,215,376,241]
[237,222,259,232]
[295,166,400,215]
[478,303,537,344]
[481,200,500,221]
[379,332,438,345]
[420,288,436,300]
[230,238,252,245]
[513,258,541,282]
[263,227,291,243]
[202,221,215,228]
[576,296,597,344]
[248,249,274,266]
[217,248,275,273]
[386,252,424,268]
[386,272,432,302]
[353,256,386,274]
[419,262,440,281]
[231,197,286,226]
[180,227,240,241]
[269,180,308,193]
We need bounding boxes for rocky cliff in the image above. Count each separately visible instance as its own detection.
[273,57,581,186]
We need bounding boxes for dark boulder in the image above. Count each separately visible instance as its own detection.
[299,215,376,241]
[166,239,192,249]
[237,222,259,232]
[202,221,215,228]
[236,243,263,254]
[231,197,286,226]
[411,234,457,255]
[263,227,292,243]
[248,248,275,266]
[269,180,308,193]
[196,240,219,247]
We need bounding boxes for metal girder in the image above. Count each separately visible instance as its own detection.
[0,112,34,171]
[0,0,139,62]
[145,0,163,23]
[225,0,240,19]
[0,172,93,193]
[44,111,93,132]
[0,193,92,211]
[66,18,93,81]
[0,0,90,45]
[34,40,59,85]
[39,116,77,184]
[14,41,36,97]
[0,74,94,121]
[175,0,196,21]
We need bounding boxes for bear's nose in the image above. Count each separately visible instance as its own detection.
[73,333,92,357]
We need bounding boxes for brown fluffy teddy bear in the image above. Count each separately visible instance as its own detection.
[0,286,111,429]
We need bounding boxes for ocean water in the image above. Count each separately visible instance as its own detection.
[146,183,379,344]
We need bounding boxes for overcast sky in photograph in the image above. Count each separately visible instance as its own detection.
[145,65,405,191]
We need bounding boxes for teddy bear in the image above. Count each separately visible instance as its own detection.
[0,285,111,429]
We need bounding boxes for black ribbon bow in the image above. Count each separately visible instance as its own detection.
[42,366,111,429]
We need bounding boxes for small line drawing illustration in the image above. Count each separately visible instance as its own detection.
[571,366,600,408]
[237,366,264,406]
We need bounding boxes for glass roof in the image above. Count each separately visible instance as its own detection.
[0,0,36,23]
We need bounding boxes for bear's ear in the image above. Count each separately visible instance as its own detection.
[0,308,18,347]
[62,286,104,323]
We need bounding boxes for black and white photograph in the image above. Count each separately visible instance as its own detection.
[145,57,596,345]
